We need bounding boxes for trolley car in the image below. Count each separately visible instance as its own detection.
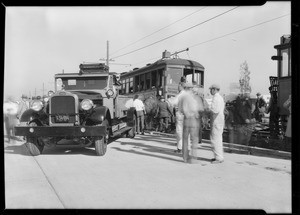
[270,35,291,138]
[119,50,205,101]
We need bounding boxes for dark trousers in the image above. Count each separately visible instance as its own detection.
[199,114,203,143]
[159,117,169,132]
[136,111,145,133]
[182,117,200,162]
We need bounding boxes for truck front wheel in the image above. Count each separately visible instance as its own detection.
[25,137,44,156]
[95,119,109,156]
[95,136,107,156]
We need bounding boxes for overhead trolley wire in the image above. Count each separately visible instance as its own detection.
[130,13,290,68]
[188,13,290,48]
[110,7,207,57]
[112,6,239,60]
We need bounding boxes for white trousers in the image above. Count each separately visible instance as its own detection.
[210,123,224,160]
[176,112,190,150]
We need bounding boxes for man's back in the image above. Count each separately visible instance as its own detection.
[133,99,144,111]
[157,101,171,118]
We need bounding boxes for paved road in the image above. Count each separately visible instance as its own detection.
[4,134,291,212]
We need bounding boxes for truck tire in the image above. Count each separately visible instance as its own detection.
[25,137,44,156]
[95,119,109,156]
[127,115,136,138]
[95,136,107,156]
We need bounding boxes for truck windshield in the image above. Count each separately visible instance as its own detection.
[61,77,108,90]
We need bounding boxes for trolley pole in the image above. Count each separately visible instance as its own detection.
[170,48,189,58]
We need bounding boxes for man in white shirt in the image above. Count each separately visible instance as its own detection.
[178,83,204,163]
[132,94,146,134]
[171,83,186,153]
[208,84,225,164]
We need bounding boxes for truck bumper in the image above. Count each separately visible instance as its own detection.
[14,126,106,137]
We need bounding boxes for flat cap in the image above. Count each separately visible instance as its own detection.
[209,84,220,90]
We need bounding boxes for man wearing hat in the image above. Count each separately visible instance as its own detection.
[178,82,204,163]
[253,92,267,122]
[208,84,225,164]
[17,94,29,121]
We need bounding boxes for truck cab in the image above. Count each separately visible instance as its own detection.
[15,63,136,156]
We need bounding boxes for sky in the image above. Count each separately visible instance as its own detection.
[4,2,291,101]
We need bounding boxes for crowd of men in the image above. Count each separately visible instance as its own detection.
[5,83,283,164]
[133,76,279,164]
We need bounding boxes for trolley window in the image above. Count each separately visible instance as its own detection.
[151,70,157,89]
[135,76,140,92]
[146,72,151,90]
[140,74,145,91]
[129,77,133,93]
[166,67,182,85]
[280,48,291,77]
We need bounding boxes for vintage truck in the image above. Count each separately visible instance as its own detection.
[14,63,136,156]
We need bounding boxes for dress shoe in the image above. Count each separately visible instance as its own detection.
[211,159,224,164]
[188,159,201,164]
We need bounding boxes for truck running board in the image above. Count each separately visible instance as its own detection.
[111,127,132,138]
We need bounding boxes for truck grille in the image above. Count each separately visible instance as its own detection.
[50,96,77,124]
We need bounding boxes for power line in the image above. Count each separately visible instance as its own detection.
[189,13,290,48]
[112,6,239,60]
[110,7,207,57]
[129,13,289,69]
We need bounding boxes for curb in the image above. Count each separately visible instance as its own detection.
[146,131,291,160]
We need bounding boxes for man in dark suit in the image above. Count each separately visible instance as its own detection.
[155,97,173,133]
[253,92,267,122]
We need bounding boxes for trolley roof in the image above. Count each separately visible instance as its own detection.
[121,58,204,77]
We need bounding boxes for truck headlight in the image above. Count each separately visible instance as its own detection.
[81,99,94,110]
[31,100,43,111]
[106,89,114,97]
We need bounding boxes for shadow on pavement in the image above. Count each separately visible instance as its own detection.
[4,142,31,156]
[112,134,213,163]
[111,145,183,163]
[42,146,97,156]
[4,138,98,156]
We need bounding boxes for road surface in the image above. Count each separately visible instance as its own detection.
[4,133,291,212]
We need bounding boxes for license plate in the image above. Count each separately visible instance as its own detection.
[55,115,69,123]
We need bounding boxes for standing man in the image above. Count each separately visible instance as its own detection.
[208,84,225,164]
[155,97,173,133]
[17,94,29,123]
[192,83,206,144]
[4,99,19,142]
[171,82,186,153]
[253,92,267,122]
[132,94,146,135]
[178,83,204,164]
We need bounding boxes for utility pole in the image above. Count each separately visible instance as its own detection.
[100,41,131,72]
[107,40,109,72]
[100,40,114,71]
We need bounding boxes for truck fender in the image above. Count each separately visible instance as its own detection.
[19,109,37,122]
[88,106,111,125]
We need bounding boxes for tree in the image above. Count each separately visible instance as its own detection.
[239,61,251,95]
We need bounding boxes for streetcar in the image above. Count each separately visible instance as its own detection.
[119,50,205,101]
[119,49,205,131]
[269,34,291,138]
